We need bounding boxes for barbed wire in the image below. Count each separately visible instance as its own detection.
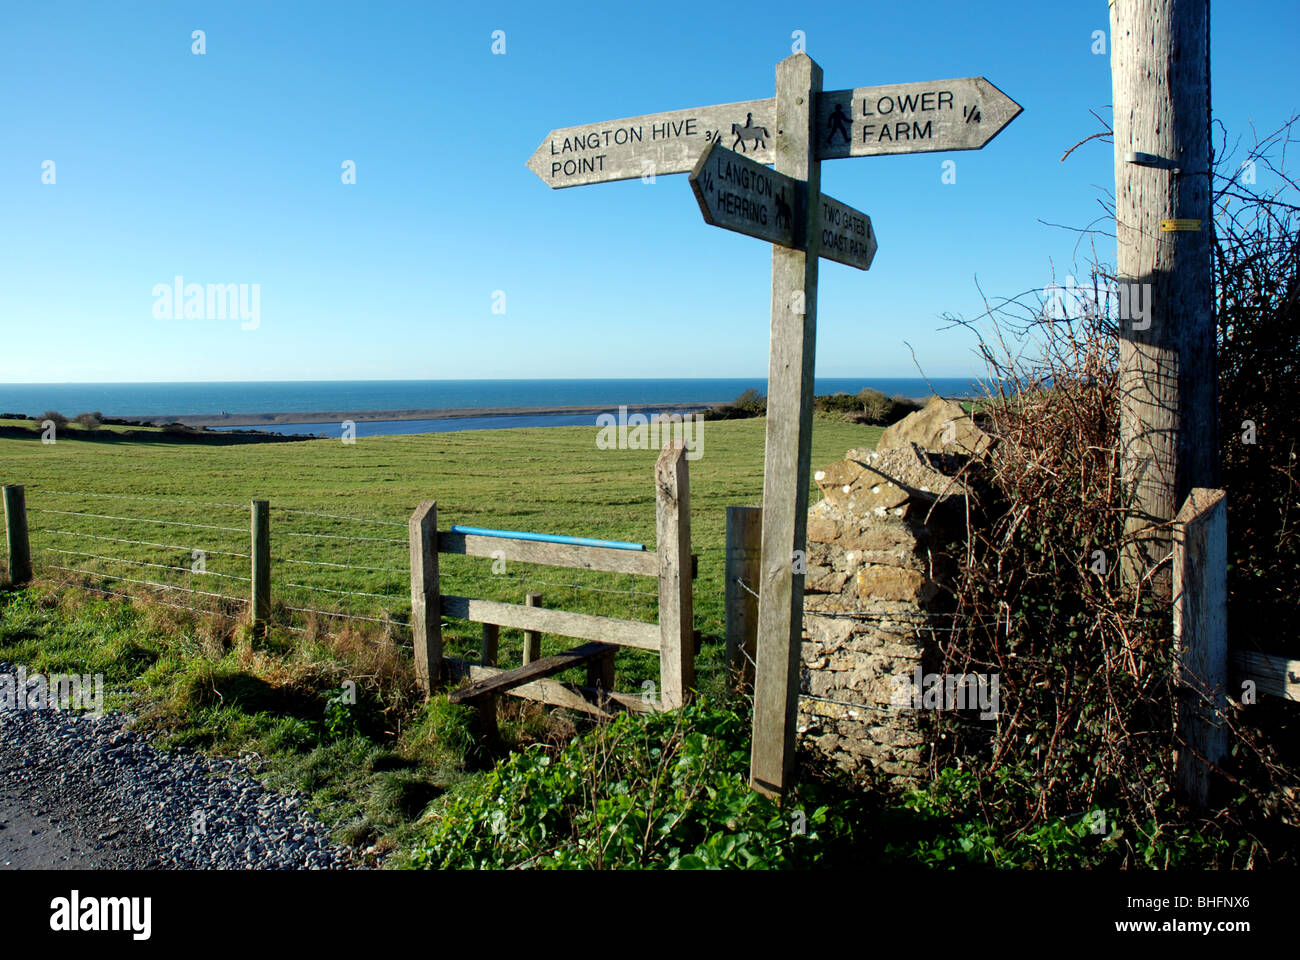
[272,506,405,528]
[39,528,250,559]
[799,691,894,713]
[275,556,394,574]
[483,570,658,600]
[279,530,405,544]
[44,548,251,582]
[46,564,247,603]
[30,508,246,534]
[32,488,247,510]
[49,577,408,650]
[51,579,245,619]
[735,576,1000,628]
[283,581,404,602]
[282,604,410,629]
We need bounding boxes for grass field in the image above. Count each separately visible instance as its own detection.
[0,414,882,699]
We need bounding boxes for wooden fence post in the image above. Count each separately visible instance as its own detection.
[250,499,270,634]
[522,592,543,665]
[587,646,616,692]
[1172,487,1229,806]
[3,485,32,586]
[481,624,499,666]
[725,506,762,696]
[656,443,693,709]
[409,500,442,695]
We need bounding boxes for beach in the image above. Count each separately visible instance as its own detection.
[148,401,719,429]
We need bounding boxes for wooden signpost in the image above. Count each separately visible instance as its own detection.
[526,76,1020,188]
[689,142,878,271]
[815,77,1022,159]
[527,53,1021,797]
[527,100,777,188]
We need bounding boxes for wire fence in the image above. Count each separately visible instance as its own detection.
[25,488,415,644]
[730,575,1004,714]
[12,483,734,711]
[19,487,669,658]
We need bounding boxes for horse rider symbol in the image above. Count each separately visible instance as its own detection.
[732,113,769,153]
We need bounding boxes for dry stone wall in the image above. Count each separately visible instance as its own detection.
[798,398,986,784]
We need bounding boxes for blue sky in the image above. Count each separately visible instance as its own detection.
[2,0,1296,383]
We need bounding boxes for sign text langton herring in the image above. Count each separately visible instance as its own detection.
[689,142,877,271]
[689,141,797,249]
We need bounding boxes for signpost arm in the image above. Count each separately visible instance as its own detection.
[749,52,822,798]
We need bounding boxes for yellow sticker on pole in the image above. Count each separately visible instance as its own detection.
[1161,218,1202,232]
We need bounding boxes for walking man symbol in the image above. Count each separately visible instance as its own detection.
[826,104,852,145]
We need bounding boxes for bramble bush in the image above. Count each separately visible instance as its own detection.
[407,701,868,869]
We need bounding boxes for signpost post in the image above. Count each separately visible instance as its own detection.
[526,53,1020,797]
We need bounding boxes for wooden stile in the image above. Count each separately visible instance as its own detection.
[446,658,659,718]
[449,642,617,705]
[522,592,543,665]
[441,595,659,650]
[409,500,442,695]
[413,451,693,720]
[481,623,499,667]
[656,443,694,709]
[587,643,616,692]
[438,530,657,577]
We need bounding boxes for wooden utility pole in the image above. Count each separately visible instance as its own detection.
[1111,0,1216,597]
[750,52,822,797]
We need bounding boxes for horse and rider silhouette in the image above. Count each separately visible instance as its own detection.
[774,190,792,231]
[731,113,768,153]
[731,106,853,153]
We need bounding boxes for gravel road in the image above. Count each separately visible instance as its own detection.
[0,665,356,870]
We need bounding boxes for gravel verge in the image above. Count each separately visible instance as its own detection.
[0,663,357,870]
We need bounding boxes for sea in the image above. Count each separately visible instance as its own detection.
[0,378,983,438]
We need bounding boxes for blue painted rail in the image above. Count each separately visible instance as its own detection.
[449,525,646,552]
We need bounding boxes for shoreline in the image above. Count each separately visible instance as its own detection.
[141,401,724,429]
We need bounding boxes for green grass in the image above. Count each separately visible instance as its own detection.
[0,414,881,698]
[0,414,881,862]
